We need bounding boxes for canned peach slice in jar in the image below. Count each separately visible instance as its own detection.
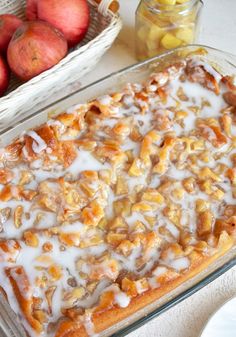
[135,0,203,61]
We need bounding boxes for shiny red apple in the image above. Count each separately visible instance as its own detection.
[0,14,23,53]
[25,0,38,20]
[0,55,10,96]
[7,21,68,81]
[26,0,90,47]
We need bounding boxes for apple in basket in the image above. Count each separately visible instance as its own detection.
[26,0,90,47]
[0,14,23,53]
[0,55,9,96]
[7,21,68,81]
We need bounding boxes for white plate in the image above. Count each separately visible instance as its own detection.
[200,297,236,337]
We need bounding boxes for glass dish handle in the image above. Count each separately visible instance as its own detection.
[0,295,27,337]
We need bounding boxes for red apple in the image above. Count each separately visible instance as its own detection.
[0,55,9,96]
[26,0,90,47]
[25,0,38,20]
[7,21,68,81]
[0,14,23,53]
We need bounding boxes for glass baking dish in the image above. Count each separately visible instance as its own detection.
[0,45,236,337]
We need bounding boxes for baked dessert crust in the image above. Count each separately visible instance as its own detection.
[0,58,236,337]
[54,232,234,337]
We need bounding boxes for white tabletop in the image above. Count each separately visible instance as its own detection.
[84,1,236,336]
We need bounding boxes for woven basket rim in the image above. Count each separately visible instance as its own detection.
[0,1,122,104]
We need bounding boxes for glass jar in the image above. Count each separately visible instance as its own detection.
[135,0,203,61]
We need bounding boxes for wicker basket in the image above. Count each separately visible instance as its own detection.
[0,0,122,130]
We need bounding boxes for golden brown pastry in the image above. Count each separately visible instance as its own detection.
[0,58,236,337]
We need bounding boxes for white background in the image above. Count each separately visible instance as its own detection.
[84,1,236,336]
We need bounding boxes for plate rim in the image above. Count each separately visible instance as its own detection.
[199,296,236,337]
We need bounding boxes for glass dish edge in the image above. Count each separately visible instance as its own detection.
[0,44,236,337]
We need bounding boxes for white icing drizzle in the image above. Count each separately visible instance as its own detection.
[152,266,168,277]
[169,257,190,271]
[189,58,222,83]
[68,149,109,176]
[97,95,112,106]
[82,312,96,337]
[104,284,130,308]
[27,131,47,154]
[114,291,130,308]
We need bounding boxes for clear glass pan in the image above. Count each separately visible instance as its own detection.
[0,45,236,337]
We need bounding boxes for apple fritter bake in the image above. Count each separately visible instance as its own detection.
[0,58,236,337]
